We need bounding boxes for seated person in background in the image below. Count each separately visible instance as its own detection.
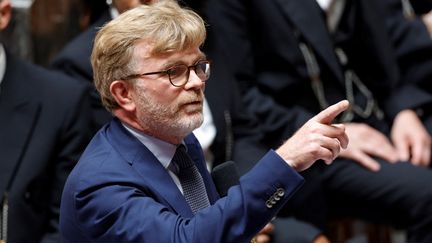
[59,1,349,242]
[197,20,334,243]
[51,0,156,132]
[381,0,432,122]
[205,0,432,242]
[399,0,432,31]
[0,0,94,242]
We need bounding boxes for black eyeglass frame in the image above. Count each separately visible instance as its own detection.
[121,60,211,87]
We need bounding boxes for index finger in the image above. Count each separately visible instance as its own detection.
[312,100,350,124]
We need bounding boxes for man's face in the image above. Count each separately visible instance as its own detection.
[113,0,156,14]
[130,40,206,141]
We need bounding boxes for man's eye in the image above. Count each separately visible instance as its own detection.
[167,66,185,78]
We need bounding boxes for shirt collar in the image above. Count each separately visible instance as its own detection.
[121,122,178,169]
[316,0,333,11]
[109,6,120,19]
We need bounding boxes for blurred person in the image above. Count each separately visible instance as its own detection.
[409,0,432,15]
[30,0,105,66]
[202,26,332,243]
[0,0,94,242]
[205,0,432,242]
[59,2,350,242]
[381,0,432,116]
[51,0,155,132]
[77,0,109,31]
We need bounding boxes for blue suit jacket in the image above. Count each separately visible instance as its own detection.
[60,118,304,243]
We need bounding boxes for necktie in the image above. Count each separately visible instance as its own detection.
[171,145,210,214]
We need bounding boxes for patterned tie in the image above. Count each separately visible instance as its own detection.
[171,145,210,214]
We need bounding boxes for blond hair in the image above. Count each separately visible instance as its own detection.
[91,0,206,111]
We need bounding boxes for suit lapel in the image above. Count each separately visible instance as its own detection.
[133,150,195,217]
[0,55,40,195]
[274,0,344,82]
[107,119,196,217]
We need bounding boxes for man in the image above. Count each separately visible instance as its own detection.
[60,1,350,242]
[53,1,318,241]
[205,0,432,242]
[0,0,94,242]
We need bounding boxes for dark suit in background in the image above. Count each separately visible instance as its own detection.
[203,33,267,173]
[204,31,324,242]
[205,0,432,242]
[380,0,432,107]
[51,11,112,131]
[410,0,432,14]
[0,52,93,243]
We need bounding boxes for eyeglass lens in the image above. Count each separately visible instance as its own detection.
[169,61,210,86]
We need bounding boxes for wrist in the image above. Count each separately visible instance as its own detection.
[285,159,299,171]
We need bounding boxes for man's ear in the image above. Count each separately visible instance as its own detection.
[0,0,11,30]
[110,80,136,112]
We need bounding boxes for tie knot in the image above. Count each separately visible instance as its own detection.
[172,145,194,170]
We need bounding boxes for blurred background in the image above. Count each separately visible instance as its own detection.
[6,0,107,66]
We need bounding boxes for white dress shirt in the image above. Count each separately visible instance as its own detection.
[316,0,346,33]
[0,44,7,94]
[193,99,217,170]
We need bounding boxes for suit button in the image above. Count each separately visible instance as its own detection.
[269,195,278,205]
[276,188,285,197]
[266,200,273,209]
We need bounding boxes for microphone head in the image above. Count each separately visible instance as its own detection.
[211,161,240,197]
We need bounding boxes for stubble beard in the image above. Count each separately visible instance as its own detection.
[136,92,204,142]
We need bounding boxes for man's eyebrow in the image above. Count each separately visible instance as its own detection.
[195,54,207,61]
[161,54,208,69]
[160,60,182,70]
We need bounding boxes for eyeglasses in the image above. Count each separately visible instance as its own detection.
[122,60,211,87]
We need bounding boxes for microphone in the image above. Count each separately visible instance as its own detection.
[211,161,240,197]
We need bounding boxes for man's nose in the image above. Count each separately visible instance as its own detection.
[184,70,205,90]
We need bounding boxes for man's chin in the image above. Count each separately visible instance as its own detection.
[178,115,203,134]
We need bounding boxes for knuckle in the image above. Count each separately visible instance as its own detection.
[307,133,320,143]
[323,150,333,161]
[308,124,320,133]
[333,138,341,147]
[309,146,321,157]
[309,142,321,152]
